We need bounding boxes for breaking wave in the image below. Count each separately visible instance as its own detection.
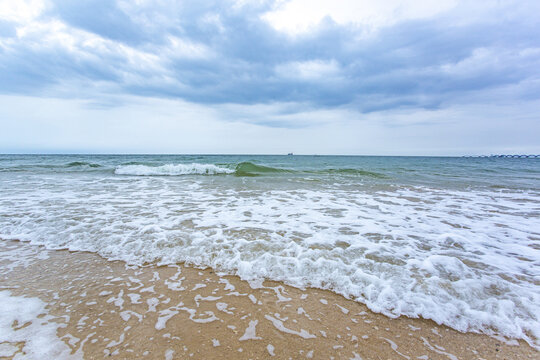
[114,163,234,176]
[114,162,386,178]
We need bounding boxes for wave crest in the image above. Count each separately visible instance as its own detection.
[66,161,101,168]
[234,162,291,176]
[114,163,234,176]
[114,162,387,178]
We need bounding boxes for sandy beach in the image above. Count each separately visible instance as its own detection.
[0,240,537,359]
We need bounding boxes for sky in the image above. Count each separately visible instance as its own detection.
[0,0,539,155]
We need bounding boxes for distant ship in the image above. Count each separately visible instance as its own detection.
[287,153,293,156]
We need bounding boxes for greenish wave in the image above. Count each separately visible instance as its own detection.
[232,162,386,178]
[66,161,101,168]
[234,162,292,176]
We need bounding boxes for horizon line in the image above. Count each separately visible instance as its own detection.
[1,153,538,158]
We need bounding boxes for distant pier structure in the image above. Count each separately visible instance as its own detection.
[463,154,539,158]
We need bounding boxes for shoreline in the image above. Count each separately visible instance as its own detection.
[0,239,537,359]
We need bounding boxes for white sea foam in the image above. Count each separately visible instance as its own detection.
[0,172,539,348]
[239,320,262,341]
[0,291,77,359]
[114,163,234,176]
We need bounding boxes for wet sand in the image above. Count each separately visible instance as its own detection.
[0,240,537,359]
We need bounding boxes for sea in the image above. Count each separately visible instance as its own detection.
[0,154,538,348]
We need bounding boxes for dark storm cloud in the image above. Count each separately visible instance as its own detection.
[1,0,539,118]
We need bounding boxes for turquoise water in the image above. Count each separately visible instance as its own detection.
[0,154,539,347]
[0,154,538,189]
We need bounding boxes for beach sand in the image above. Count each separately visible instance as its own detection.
[0,239,537,359]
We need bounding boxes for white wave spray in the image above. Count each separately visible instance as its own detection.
[114,163,234,176]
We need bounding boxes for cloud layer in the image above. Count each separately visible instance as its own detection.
[2,1,539,108]
[0,0,539,153]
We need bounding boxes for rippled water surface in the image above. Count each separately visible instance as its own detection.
[0,154,539,347]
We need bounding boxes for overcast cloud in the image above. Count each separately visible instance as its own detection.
[0,0,539,154]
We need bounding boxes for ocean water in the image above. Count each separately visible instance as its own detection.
[0,154,539,347]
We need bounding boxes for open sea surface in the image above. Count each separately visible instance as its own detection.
[0,154,538,347]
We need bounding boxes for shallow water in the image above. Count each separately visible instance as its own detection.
[4,240,534,359]
[0,154,538,347]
